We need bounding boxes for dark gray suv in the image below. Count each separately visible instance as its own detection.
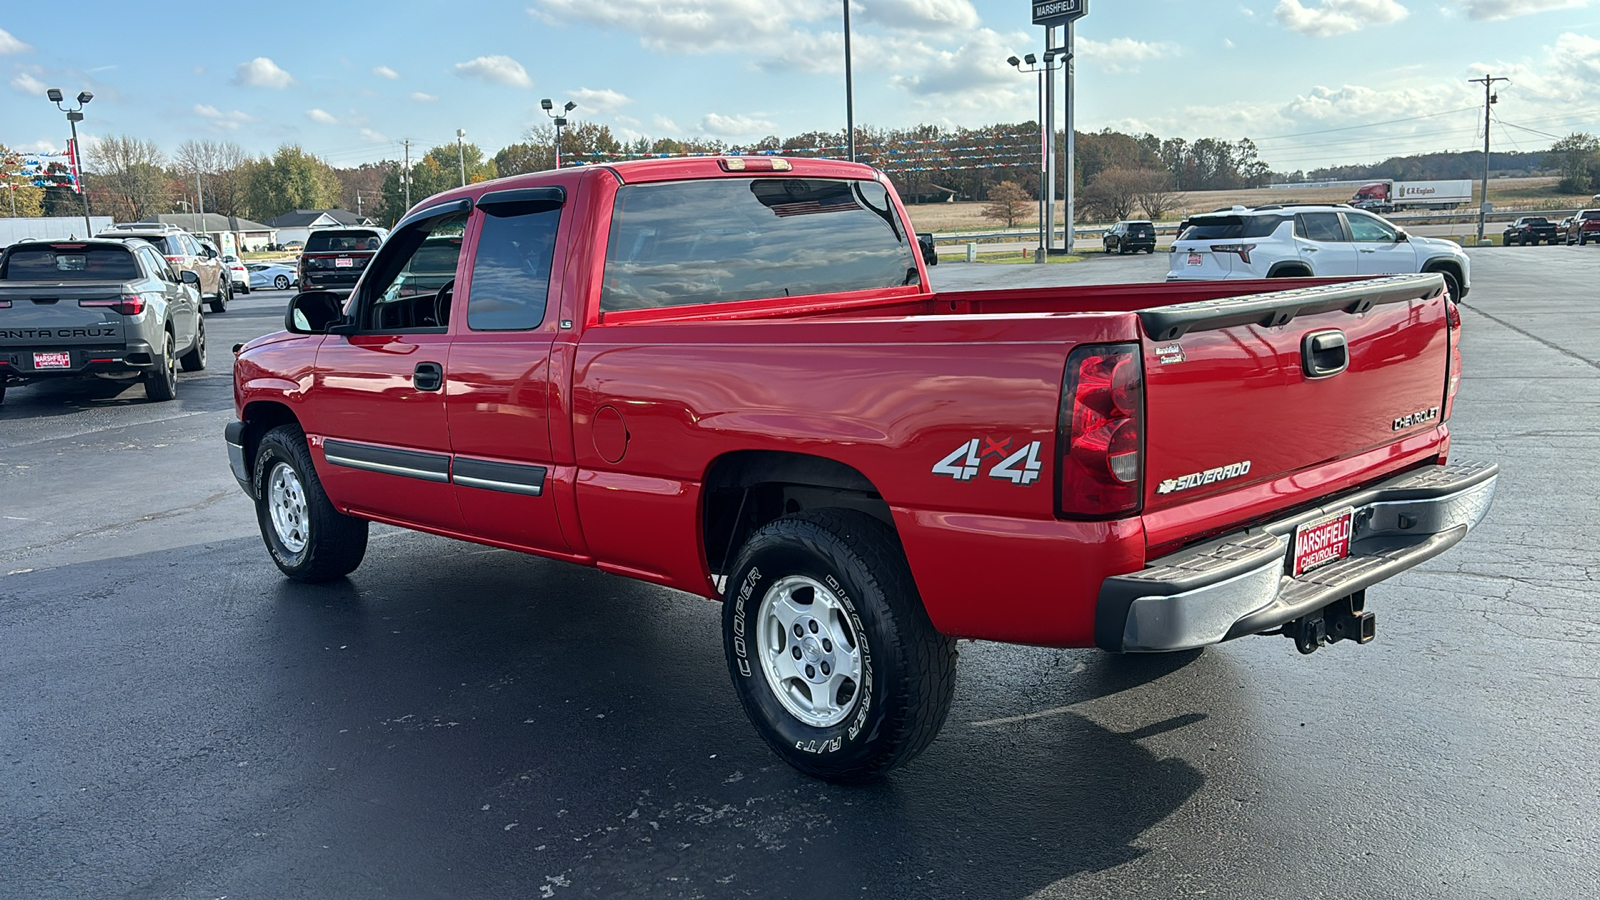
[0,239,206,404]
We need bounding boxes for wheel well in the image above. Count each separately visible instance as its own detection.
[240,400,302,477]
[1422,258,1466,298]
[1267,262,1312,277]
[702,451,894,577]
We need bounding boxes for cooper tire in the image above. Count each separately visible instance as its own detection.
[179,316,207,372]
[275,275,290,291]
[722,509,956,783]
[253,424,368,582]
[143,331,177,402]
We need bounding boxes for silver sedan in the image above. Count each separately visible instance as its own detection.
[247,263,299,292]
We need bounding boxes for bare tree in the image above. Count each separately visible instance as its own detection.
[86,135,172,222]
[981,181,1031,228]
[175,139,248,218]
[1133,169,1178,220]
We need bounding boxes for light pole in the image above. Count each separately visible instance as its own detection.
[541,99,576,169]
[47,88,94,238]
[843,0,855,162]
[456,129,467,187]
[1009,53,1063,263]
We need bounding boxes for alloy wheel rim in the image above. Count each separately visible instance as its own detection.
[267,461,310,554]
[755,575,864,728]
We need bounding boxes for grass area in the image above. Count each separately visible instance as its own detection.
[969,251,1087,264]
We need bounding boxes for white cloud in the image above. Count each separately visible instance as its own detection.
[360,128,388,142]
[9,71,47,96]
[890,28,1019,96]
[0,27,32,54]
[454,55,533,88]
[306,108,339,124]
[530,0,832,55]
[1275,0,1409,36]
[372,65,401,79]
[195,104,255,130]
[858,0,980,33]
[1458,0,1589,19]
[570,87,631,112]
[411,91,438,102]
[1078,37,1179,73]
[701,112,778,138]
[652,114,682,133]
[234,57,296,88]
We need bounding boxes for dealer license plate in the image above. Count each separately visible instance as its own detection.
[33,351,72,369]
[335,257,354,268]
[1293,507,1354,576]
[1186,252,1203,266]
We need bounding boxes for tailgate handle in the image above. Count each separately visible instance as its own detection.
[1303,330,1348,378]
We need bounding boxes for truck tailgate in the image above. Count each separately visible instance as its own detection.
[0,284,129,349]
[1137,275,1450,552]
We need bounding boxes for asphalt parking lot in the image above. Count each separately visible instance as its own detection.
[3,249,1598,899]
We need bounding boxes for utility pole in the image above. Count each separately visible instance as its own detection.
[356,189,362,217]
[1470,73,1508,245]
[194,167,206,237]
[843,0,855,162]
[403,139,416,209]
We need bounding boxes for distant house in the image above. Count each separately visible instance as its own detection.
[266,209,380,247]
[139,213,277,253]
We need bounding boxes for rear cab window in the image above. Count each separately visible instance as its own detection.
[600,176,918,313]
[0,244,141,280]
[305,230,383,253]
[1180,215,1288,241]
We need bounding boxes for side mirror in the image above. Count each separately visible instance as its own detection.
[180,270,201,285]
[1394,230,1409,242]
[285,290,348,334]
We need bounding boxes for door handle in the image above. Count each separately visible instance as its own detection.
[413,362,443,392]
[1359,248,1376,253]
[1303,246,1319,252]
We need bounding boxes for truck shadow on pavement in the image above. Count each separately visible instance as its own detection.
[1,533,1210,900]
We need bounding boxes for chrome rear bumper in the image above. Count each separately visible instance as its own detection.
[1095,460,1498,652]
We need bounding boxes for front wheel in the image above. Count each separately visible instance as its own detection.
[252,424,369,582]
[723,509,957,783]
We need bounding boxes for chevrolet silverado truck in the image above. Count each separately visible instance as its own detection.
[1502,216,1558,246]
[225,157,1497,782]
[1,238,207,404]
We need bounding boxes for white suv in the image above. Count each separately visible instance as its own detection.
[1167,204,1471,300]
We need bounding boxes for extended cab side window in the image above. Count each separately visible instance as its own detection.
[1295,212,1346,242]
[354,211,468,333]
[467,204,561,331]
[601,177,917,312]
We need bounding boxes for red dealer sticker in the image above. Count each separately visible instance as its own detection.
[1293,507,1354,576]
[33,351,72,369]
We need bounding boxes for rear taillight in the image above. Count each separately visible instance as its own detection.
[1058,343,1144,519]
[79,295,145,315]
[165,255,184,264]
[1210,243,1256,264]
[0,300,10,308]
[1443,299,1461,421]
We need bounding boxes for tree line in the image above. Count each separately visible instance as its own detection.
[3,122,1583,228]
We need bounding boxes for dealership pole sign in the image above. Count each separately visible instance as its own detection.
[1032,0,1087,26]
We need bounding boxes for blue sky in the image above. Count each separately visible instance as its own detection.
[2,1,1597,173]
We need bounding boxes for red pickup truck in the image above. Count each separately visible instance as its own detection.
[226,157,1496,782]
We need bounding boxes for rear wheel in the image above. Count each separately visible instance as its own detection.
[179,316,207,372]
[143,331,177,402]
[274,274,290,290]
[723,509,957,783]
[253,424,369,582]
